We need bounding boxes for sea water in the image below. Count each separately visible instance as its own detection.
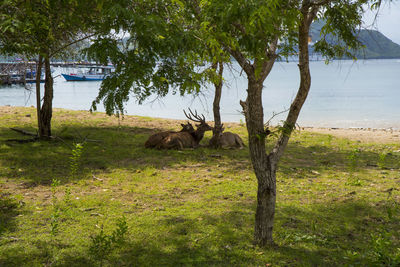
[1,59,399,129]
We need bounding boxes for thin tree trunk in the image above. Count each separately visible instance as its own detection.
[241,78,276,246]
[209,61,224,148]
[39,56,53,138]
[270,5,317,163]
[36,55,43,137]
[229,42,277,247]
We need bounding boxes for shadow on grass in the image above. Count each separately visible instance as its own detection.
[0,193,21,237]
[0,194,398,266]
[125,199,397,266]
[1,123,399,187]
[0,124,250,186]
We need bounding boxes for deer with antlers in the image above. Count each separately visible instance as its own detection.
[145,109,212,149]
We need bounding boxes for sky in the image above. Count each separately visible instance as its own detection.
[363,1,400,44]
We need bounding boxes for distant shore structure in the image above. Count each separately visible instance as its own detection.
[0,61,107,85]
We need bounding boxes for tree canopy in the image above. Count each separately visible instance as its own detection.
[0,0,109,137]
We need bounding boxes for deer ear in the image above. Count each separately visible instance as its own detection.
[181,123,185,127]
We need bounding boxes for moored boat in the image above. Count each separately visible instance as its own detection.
[61,66,114,81]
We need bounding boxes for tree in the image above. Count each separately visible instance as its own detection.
[86,0,386,246]
[198,0,389,246]
[199,0,387,246]
[0,0,105,138]
[208,60,225,148]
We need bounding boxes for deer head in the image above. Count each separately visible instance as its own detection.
[180,122,195,133]
[183,108,212,143]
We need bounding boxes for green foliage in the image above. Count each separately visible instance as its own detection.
[89,217,128,265]
[311,21,400,59]
[347,149,360,172]
[86,0,210,115]
[70,143,84,177]
[378,152,387,169]
[369,231,400,266]
[0,0,106,58]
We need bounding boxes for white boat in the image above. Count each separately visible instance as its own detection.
[61,66,114,81]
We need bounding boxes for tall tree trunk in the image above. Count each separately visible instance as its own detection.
[36,55,43,137]
[241,78,276,246]
[252,4,317,246]
[270,5,317,163]
[39,56,53,138]
[229,40,277,247]
[209,61,224,148]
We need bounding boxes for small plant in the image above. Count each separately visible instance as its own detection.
[70,143,84,177]
[345,177,363,186]
[377,152,387,169]
[385,190,398,221]
[347,149,359,172]
[89,216,128,266]
[370,231,400,266]
[326,134,333,146]
[63,187,72,211]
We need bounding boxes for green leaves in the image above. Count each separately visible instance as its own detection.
[313,1,368,60]
[0,0,108,58]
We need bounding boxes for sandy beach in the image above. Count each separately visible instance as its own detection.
[303,127,400,144]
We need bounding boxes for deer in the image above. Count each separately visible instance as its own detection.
[209,124,245,149]
[145,109,212,149]
[145,122,194,148]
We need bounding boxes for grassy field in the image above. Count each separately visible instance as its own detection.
[0,106,399,266]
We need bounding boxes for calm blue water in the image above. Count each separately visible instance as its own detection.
[1,59,400,129]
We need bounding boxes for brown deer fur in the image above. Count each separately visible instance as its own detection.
[145,123,194,148]
[219,132,245,149]
[145,109,212,149]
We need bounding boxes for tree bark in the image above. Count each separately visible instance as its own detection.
[35,55,43,137]
[209,61,224,148]
[270,5,317,163]
[39,56,53,138]
[227,3,317,246]
[241,77,276,246]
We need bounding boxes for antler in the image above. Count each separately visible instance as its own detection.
[183,108,206,123]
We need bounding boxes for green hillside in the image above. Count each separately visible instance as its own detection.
[310,21,400,59]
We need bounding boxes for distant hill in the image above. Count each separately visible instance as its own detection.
[310,21,400,59]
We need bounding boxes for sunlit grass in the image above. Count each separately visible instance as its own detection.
[0,106,399,266]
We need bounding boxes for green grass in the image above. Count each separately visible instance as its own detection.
[0,106,399,266]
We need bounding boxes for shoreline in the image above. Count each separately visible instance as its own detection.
[2,105,400,143]
[301,126,400,144]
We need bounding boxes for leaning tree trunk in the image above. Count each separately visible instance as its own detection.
[270,5,318,163]
[209,61,224,148]
[38,56,53,138]
[35,55,43,137]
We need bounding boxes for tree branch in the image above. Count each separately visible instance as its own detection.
[269,2,319,164]
[49,33,96,58]
[225,47,254,78]
[232,22,246,35]
[258,36,279,83]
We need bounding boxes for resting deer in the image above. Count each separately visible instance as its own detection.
[145,109,212,149]
[145,122,194,148]
[158,109,212,149]
[209,124,245,149]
